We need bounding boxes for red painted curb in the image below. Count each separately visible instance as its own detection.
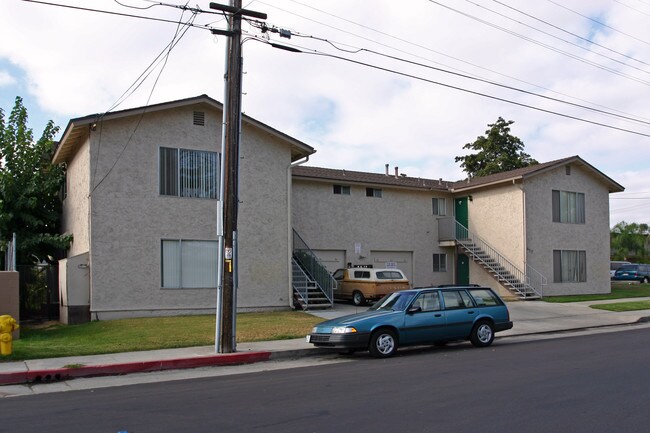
[0,351,272,386]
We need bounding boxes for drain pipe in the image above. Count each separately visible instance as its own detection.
[287,156,309,309]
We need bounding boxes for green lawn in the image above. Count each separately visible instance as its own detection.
[543,285,650,303]
[1,311,323,362]
[590,301,650,312]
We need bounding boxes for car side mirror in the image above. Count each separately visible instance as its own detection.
[407,306,422,314]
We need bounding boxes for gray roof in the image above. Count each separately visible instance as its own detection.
[293,155,624,194]
[291,166,450,191]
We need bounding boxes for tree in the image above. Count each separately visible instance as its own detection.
[455,117,538,178]
[0,96,71,265]
[610,221,649,261]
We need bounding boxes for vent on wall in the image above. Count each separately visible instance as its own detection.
[193,111,205,126]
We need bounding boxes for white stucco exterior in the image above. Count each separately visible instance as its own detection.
[53,95,623,321]
[55,96,313,320]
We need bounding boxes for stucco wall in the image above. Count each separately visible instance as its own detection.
[466,183,525,268]
[62,138,90,256]
[292,178,454,287]
[77,104,291,319]
[524,164,612,295]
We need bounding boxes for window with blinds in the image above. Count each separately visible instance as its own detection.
[159,147,219,198]
[161,239,218,288]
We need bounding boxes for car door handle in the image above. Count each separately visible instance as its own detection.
[434,313,442,317]
[467,311,475,315]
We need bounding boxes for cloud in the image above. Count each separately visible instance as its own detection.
[0,70,16,87]
[2,0,650,223]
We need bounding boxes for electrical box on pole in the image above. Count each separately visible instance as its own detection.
[210,1,267,353]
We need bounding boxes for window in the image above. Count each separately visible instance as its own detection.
[353,270,371,279]
[552,190,585,224]
[553,250,587,283]
[432,198,446,216]
[412,291,441,311]
[161,240,218,288]
[442,290,473,309]
[468,289,501,306]
[333,184,350,195]
[366,188,382,198]
[160,147,219,198]
[433,254,447,272]
[376,270,405,280]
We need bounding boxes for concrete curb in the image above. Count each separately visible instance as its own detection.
[0,351,272,386]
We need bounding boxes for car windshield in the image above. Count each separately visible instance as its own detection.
[370,292,416,311]
[618,265,637,272]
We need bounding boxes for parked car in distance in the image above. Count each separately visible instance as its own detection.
[307,286,513,358]
[610,261,631,278]
[332,267,410,306]
[613,264,650,283]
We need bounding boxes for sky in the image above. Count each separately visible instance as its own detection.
[1,0,650,227]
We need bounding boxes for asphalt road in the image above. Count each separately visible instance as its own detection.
[2,328,650,433]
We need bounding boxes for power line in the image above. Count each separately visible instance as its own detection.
[488,0,650,68]
[544,0,650,48]
[253,36,650,138]
[427,0,650,87]
[288,32,650,128]
[90,9,198,196]
[261,0,650,126]
[20,0,219,30]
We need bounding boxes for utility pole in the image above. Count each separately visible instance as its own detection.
[210,1,267,353]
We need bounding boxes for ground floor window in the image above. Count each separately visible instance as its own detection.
[433,253,447,272]
[161,240,218,288]
[553,249,587,283]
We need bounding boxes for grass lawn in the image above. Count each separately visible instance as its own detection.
[543,284,650,303]
[590,301,650,312]
[1,311,323,362]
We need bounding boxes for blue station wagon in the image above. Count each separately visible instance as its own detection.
[307,286,513,358]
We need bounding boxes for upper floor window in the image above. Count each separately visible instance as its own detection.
[432,198,446,216]
[159,147,219,199]
[333,184,350,195]
[552,190,585,224]
[366,187,382,198]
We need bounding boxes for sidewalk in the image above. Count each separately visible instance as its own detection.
[2,299,650,386]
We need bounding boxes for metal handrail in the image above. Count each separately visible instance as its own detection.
[455,221,546,297]
[292,230,335,304]
[292,258,313,304]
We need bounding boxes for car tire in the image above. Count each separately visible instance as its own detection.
[369,329,398,358]
[470,320,495,347]
[352,291,366,306]
[643,277,649,284]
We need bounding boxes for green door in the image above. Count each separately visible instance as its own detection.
[455,197,469,228]
[457,253,470,285]
[455,198,470,284]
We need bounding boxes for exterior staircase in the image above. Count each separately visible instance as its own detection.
[292,230,336,310]
[451,220,546,299]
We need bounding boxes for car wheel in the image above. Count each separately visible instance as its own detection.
[643,277,649,284]
[369,329,398,358]
[470,320,495,347]
[352,291,366,306]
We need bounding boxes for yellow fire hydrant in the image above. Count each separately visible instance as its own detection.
[0,315,20,356]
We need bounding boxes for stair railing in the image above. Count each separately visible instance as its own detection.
[292,230,335,304]
[455,221,545,297]
[292,258,313,304]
